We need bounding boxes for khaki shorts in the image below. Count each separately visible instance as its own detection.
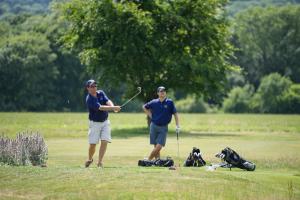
[88,120,111,144]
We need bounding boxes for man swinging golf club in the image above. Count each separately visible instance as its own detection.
[84,80,121,168]
[143,86,180,161]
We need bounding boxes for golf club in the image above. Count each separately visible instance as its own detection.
[206,162,229,171]
[120,87,142,108]
[176,128,180,167]
[169,128,180,170]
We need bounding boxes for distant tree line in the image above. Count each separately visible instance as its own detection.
[0,0,51,18]
[0,4,88,111]
[227,0,300,16]
[224,5,300,113]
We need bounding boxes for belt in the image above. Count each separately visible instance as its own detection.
[153,122,167,127]
[90,119,107,123]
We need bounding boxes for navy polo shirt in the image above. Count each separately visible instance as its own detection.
[86,90,109,122]
[144,98,177,126]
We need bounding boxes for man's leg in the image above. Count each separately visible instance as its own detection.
[85,144,96,167]
[154,144,161,159]
[86,120,100,167]
[89,144,96,160]
[98,140,108,167]
[148,144,162,160]
[149,125,167,160]
[97,120,111,167]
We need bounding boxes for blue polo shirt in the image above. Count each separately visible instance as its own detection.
[86,90,109,122]
[144,98,177,126]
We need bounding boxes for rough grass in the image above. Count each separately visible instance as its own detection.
[0,113,300,200]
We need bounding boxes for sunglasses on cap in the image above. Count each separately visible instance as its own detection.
[89,84,97,88]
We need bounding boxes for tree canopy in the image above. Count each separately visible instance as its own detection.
[62,0,233,101]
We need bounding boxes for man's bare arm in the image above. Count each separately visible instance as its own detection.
[143,105,152,119]
[99,104,120,112]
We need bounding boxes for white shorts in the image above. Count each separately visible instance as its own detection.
[88,120,111,144]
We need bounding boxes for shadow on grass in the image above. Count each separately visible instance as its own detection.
[112,127,149,138]
[100,166,165,170]
[112,128,242,139]
[187,131,242,138]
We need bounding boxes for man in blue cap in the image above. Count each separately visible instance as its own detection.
[85,79,121,168]
[143,86,180,160]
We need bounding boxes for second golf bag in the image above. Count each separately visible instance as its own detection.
[215,147,256,171]
[184,147,206,167]
[138,157,174,167]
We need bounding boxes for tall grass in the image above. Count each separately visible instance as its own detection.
[0,132,48,166]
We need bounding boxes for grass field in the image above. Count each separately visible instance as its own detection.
[0,113,300,199]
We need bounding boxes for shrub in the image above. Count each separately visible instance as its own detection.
[281,84,300,113]
[0,132,48,166]
[223,84,254,113]
[251,73,292,113]
[175,95,207,113]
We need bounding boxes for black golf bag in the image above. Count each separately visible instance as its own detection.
[138,157,174,167]
[184,147,206,167]
[216,147,256,171]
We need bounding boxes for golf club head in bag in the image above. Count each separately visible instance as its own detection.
[184,147,206,167]
[216,147,256,171]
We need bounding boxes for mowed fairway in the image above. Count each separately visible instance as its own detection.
[0,113,300,200]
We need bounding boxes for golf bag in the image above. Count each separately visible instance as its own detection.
[138,157,174,167]
[215,147,256,171]
[184,147,206,167]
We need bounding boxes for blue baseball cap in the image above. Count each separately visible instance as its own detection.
[157,86,166,92]
[85,79,97,87]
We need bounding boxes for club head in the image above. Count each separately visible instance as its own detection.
[215,153,225,159]
[206,166,216,171]
[137,87,142,92]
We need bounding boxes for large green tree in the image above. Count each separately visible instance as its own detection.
[232,5,300,87]
[62,0,233,101]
